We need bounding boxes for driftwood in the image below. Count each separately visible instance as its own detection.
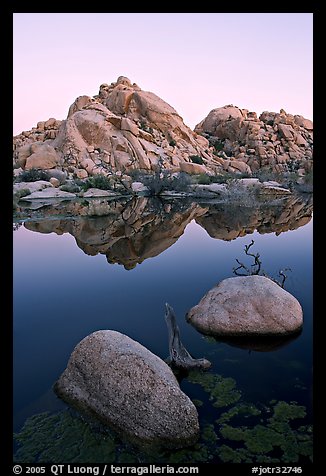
[165,303,211,370]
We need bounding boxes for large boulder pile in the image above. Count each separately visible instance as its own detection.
[13,76,223,179]
[54,330,199,449]
[13,79,313,181]
[195,105,313,175]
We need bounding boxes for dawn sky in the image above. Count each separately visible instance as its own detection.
[13,13,313,136]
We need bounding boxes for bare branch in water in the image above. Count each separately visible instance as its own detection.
[165,303,211,370]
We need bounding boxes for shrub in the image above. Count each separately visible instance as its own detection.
[213,140,224,152]
[60,183,80,193]
[252,168,282,183]
[19,168,50,182]
[169,140,177,147]
[140,170,168,195]
[139,121,153,134]
[189,155,204,165]
[133,170,191,196]
[192,172,251,185]
[169,172,192,191]
[86,174,112,190]
[196,174,212,185]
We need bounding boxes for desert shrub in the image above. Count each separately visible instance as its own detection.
[252,168,283,183]
[169,140,177,147]
[287,159,302,173]
[211,172,251,184]
[140,170,169,195]
[85,174,112,190]
[19,168,50,182]
[139,121,153,134]
[196,174,212,185]
[192,172,251,186]
[60,183,80,193]
[134,170,191,196]
[213,140,225,152]
[169,172,192,191]
[189,155,204,165]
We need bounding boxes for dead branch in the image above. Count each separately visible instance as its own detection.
[165,303,211,370]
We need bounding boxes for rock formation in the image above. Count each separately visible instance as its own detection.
[186,275,303,336]
[13,76,222,178]
[195,105,313,175]
[13,77,313,180]
[54,330,199,449]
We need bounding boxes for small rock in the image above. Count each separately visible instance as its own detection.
[76,169,88,179]
[131,182,150,194]
[49,177,60,187]
[237,178,260,187]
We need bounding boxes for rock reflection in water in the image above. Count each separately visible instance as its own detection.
[24,194,312,269]
[210,331,302,352]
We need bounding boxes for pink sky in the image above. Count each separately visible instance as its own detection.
[13,13,313,136]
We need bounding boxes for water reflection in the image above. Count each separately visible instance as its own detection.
[211,331,302,352]
[23,194,312,270]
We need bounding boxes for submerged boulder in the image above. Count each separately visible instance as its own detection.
[54,330,199,449]
[186,275,303,336]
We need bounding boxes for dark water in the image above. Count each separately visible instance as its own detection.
[13,195,313,463]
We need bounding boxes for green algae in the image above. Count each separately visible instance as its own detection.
[218,445,248,463]
[14,411,117,463]
[271,401,306,422]
[187,370,241,408]
[216,401,313,463]
[192,399,203,407]
[202,424,218,443]
[14,373,313,465]
[216,402,261,424]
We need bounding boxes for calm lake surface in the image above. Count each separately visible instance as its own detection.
[13,195,313,463]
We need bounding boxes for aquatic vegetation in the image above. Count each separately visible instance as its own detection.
[218,444,249,463]
[187,370,241,408]
[14,411,117,463]
[192,399,203,407]
[202,424,218,443]
[14,377,312,464]
[272,401,306,422]
[216,403,261,424]
[216,401,313,463]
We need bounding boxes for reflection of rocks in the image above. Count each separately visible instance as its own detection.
[54,330,199,449]
[24,193,312,269]
[196,193,313,240]
[186,276,303,337]
[208,331,302,352]
[25,198,208,270]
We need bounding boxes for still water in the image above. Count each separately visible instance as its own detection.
[13,195,313,463]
